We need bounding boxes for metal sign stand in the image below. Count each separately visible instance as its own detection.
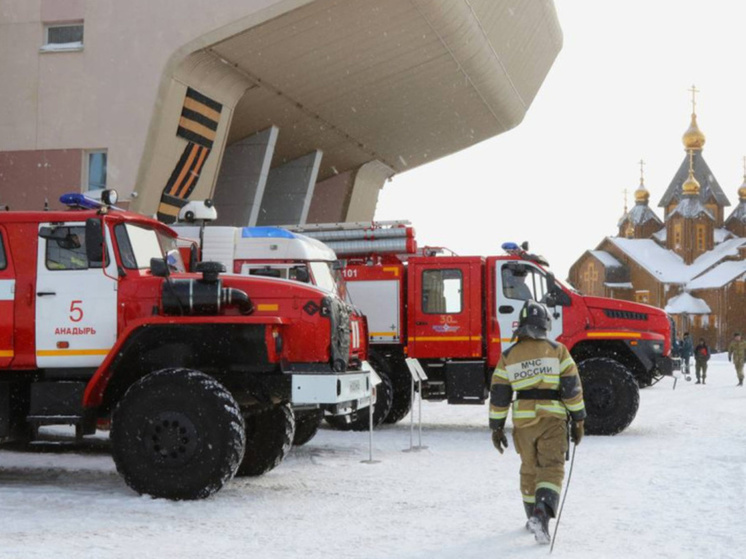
[361,363,382,464]
[403,358,428,452]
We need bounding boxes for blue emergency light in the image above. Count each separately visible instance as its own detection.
[60,190,119,210]
[241,227,296,239]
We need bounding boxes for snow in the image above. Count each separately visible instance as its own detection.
[39,41,84,53]
[687,260,746,289]
[3,356,746,558]
[608,236,746,287]
[664,292,711,314]
[590,250,622,269]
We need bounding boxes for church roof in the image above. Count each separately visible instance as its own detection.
[616,203,663,228]
[590,250,623,268]
[688,260,746,290]
[664,292,711,315]
[668,196,714,220]
[725,200,746,226]
[658,150,731,208]
[607,236,746,285]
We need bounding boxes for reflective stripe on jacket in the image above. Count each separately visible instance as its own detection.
[489,338,586,430]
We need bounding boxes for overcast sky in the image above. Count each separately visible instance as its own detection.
[375,0,746,280]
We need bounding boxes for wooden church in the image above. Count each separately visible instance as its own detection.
[568,91,746,350]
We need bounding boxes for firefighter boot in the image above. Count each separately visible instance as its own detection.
[524,502,534,531]
[527,503,551,545]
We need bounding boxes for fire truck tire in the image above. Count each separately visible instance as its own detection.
[578,358,640,436]
[383,363,413,424]
[292,409,323,446]
[236,402,295,477]
[324,368,394,431]
[111,368,246,500]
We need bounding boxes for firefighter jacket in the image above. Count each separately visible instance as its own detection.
[728,339,746,366]
[489,338,586,430]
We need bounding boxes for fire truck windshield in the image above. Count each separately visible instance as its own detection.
[309,261,340,295]
[115,223,185,272]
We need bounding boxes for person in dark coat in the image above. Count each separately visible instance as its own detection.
[681,332,693,376]
[694,338,710,384]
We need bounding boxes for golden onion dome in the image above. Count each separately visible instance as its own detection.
[634,182,650,203]
[682,170,701,195]
[739,177,746,200]
[682,113,706,150]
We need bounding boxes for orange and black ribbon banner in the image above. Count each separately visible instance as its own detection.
[157,88,222,223]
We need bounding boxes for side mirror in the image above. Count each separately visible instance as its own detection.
[85,218,104,266]
[150,257,169,277]
[544,272,571,307]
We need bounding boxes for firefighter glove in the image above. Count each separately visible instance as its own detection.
[492,428,508,454]
[571,420,584,445]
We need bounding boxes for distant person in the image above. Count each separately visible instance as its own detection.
[694,338,710,384]
[681,332,693,377]
[728,333,746,387]
[489,300,585,545]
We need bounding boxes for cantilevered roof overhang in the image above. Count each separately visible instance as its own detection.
[211,0,562,180]
[133,0,562,222]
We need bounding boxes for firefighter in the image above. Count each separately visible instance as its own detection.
[727,333,746,387]
[489,300,586,545]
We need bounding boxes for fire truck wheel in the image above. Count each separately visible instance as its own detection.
[324,368,394,431]
[111,368,246,500]
[383,362,413,424]
[236,402,295,477]
[292,409,324,446]
[578,358,640,436]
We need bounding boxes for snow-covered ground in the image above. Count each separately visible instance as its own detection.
[2,354,745,559]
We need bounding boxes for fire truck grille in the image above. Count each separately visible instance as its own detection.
[604,309,649,321]
[325,296,351,371]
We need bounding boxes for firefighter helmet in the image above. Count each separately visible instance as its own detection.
[514,300,551,340]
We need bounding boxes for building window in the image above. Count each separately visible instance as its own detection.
[84,150,107,193]
[635,290,650,304]
[42,23,84,52]
[696,224,706,251]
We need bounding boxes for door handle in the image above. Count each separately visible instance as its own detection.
[37,291,56,297]
[415,321,427,325]
[498,305,514,314]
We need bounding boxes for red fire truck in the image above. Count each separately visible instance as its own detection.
[0,192,371,500]
[294,221,678,436]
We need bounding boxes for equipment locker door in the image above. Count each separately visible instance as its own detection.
[408,258,483,359]
[35,222,118,368]
[0,227,13,368]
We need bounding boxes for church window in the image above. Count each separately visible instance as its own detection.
[693,315,701,328]
[672,223,682,248]
[696,224,706,251]
[736,281,745,295]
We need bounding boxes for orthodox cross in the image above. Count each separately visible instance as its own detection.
[638,159,646,185]
[688,84,699,114]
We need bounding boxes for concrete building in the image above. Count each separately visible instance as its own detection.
[0,0,562,225]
